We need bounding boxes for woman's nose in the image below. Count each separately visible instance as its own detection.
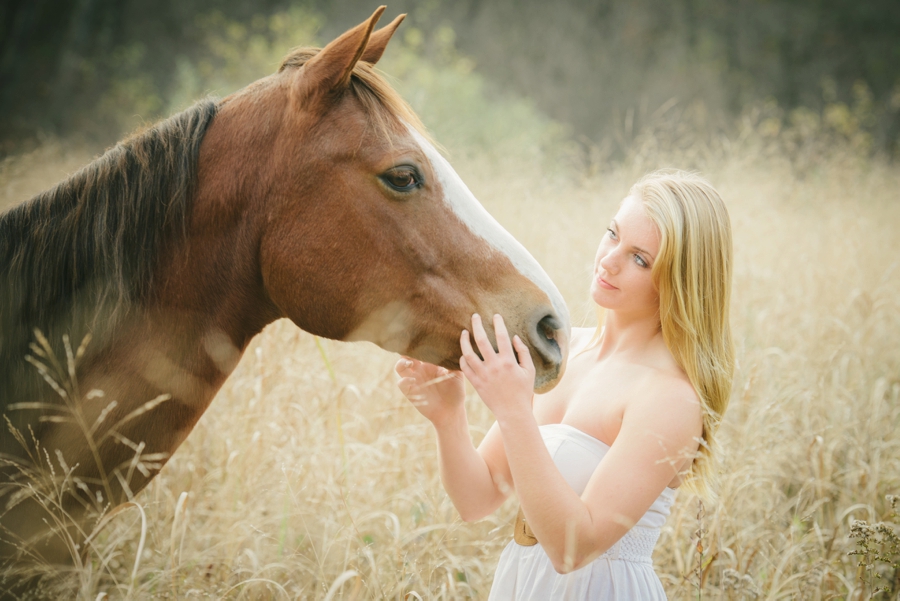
[599,248,619,274]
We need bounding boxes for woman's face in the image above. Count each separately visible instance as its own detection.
[591,195,661,318]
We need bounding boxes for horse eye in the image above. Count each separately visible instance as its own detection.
[381,167,420,192]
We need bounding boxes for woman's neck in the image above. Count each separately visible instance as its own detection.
[594,309,663,361]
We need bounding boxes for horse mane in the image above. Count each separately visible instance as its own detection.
[0,99,218,410]
[279,47,431,143]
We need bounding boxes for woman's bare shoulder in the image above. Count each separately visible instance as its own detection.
[649,369,698,404]
[630,341,698,403]
[631,366,702,430]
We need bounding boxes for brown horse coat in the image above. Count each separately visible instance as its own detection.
[0,6,569,581]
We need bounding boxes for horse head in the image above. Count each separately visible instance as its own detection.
[201,7,570,390]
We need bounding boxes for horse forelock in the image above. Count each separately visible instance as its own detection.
[0,100,219,412]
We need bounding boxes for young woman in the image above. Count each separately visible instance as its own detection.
[396,170,734,599]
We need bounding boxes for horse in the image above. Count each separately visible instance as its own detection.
[0,6,570,587]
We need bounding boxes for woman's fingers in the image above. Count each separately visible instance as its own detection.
[395,357,412,374]
[492,314,513,358]
[460,328,472,353]
[461,313,530,374]
[397,376,416,396]
[462,313,525,368]
[460,354,481,383]
[470,313,496,361]
[513,335,535,372]
[462,329,487,385]
[460,328,478,361]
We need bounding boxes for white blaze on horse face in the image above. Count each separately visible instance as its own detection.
[407,126,570,332]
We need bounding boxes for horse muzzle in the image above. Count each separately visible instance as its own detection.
[526,309,568,393]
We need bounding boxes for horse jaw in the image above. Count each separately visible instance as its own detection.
[344,300,415,354]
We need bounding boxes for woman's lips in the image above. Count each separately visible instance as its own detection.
[597,276,618,290]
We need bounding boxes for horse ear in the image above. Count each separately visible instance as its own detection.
[294,6,385,106]
[360,13,406,64]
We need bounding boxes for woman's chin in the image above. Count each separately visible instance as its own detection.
[590,288,617,310]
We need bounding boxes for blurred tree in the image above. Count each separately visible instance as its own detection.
[1,0,898,157]
[0,0,294,151]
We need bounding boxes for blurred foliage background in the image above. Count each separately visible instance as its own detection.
[1,0,899,159]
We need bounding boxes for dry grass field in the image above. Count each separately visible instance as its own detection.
[3,127,899,600]
[2,15,900,600]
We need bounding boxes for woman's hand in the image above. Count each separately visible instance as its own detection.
[460,313,536,421]
[395,357,465,427]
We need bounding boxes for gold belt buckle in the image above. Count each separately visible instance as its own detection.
[513,506,538,546]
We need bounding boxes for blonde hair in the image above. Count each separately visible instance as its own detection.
[596,169,734,500]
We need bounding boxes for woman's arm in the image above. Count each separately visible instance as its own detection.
[461,313,700,573]
[396,359,513,522]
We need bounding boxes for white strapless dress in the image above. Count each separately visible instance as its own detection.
[488,423,675,600]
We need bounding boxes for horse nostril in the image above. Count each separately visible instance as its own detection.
[537,315,561,342]
[529,313,562,367]
[524,309,569,392]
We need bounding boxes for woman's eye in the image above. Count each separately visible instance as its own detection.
[607,228,617,239]
[382,168,420,191]
[634,254,648,268]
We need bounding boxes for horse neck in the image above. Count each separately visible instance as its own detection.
[136,103,284,394]
[47,130,283,477]
[0,97,278,444]
[141,211,277,391]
